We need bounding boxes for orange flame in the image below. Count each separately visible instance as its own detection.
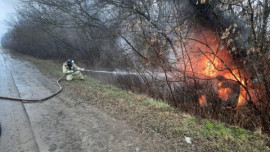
[223,69,248,107]
[218,86,232,101]
[199,95,207,106]
[179,29,248,108]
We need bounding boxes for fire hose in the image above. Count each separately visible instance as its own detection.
[0,74,66,103]
[0,69,137,135]
[0,69,96,103]
[0,69,97,136]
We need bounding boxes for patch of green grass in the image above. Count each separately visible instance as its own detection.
[12,51,270,152]
[205,120,215,130]
[142,98,174,111]
[253,141,265,147]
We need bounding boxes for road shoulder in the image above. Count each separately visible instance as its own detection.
[7,49,270,152]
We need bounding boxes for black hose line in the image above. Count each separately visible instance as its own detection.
[0,74,66,103]
[0,70,102,137]
[0,69,127,103]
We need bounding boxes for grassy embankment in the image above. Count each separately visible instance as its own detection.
[20,53,270,151]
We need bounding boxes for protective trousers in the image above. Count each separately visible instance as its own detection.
[66,71,84,81]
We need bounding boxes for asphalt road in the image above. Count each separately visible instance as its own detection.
[0,49,149,152]
[0,50,39,151]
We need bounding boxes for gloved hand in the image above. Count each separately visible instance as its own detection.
[74,71,80,74]
[79,68,85,71]
[67,70,73,74]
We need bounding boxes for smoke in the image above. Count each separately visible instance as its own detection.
[189,0,250,58]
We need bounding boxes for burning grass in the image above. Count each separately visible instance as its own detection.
[181,29,248,109]
[16,52,270,152]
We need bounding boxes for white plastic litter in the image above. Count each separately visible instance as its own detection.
[185,136,192,144]
[135,147,140,152]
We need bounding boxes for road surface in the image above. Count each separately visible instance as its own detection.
[0,49,151,152]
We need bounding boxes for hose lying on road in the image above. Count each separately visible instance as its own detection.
[0,74,66,103]
[0,70,107,136]
[0,69,133,103]
[0,74,67,136]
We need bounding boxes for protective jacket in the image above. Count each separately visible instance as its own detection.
[62,62,84,81]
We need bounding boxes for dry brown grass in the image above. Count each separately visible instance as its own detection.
[16,52,270,151]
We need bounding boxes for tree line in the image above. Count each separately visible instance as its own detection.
[2,0,270,134]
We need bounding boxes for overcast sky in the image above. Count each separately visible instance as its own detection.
[0,0,18,41]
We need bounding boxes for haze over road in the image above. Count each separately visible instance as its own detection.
[0,0,18,41]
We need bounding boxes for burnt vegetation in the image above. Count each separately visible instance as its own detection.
[1,0,270,135]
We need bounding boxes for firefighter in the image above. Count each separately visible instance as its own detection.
[62,59,85,81]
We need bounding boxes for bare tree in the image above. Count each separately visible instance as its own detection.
[2,0,270,134]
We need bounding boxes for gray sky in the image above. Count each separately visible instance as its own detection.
[0,0,18,41]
